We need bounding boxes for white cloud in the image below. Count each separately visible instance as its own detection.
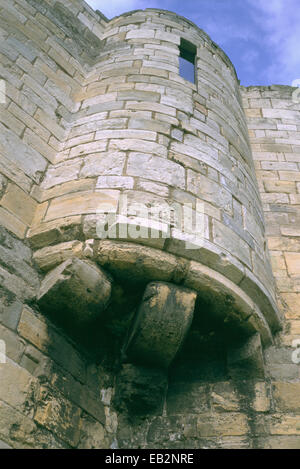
[247,0,300,84]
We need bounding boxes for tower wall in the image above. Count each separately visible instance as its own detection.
[0,0,112,449]
[28,9,279,336]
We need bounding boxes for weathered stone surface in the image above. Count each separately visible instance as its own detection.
[0,400,38,449]
[34,386,82,447]
[211,382,241,412]
[0,123,47,183]
[94,213,169,249]
[114,364,168,415]
[212,219,252,269]
[27,216,83,249]
[187,171,233,215]
[273,382,300,412]
[33,241,83,272]
[45,191,120,221]
[17,307,85,382]
[227,333,265,379]
[109,138,168,158]
[197,413,249,437]
[80,152,126,178]
[252,382,270,413]
[40,160,82,190]
[167,382,209,415]
[285,253,300,276]
[0,207,27,239]
[0,298,23,331]
[0,359,38,413]
[257,436,300,450]
[126,282,196,368]
[38,259,111,324]
[127,153,185,189]
[96,240,181,283]
[0,440,12,449]
[77,414,108,449]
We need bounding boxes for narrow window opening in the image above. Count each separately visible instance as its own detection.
[179,38,197,84]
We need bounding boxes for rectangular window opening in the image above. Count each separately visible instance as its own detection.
[179,38,197,84]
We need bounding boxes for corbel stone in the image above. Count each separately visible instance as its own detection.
[37,258,112,325]
[125,281,197,369]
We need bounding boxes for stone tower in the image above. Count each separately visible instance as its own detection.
[0,0,299,449]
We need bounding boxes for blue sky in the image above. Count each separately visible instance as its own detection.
[86,0,300,87]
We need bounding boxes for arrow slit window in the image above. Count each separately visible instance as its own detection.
[179,39,197,84]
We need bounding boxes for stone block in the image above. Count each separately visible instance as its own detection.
[257,436,300,449]
[114,364,168,415]
[0,359,38,412]
[95,129,157,141]
[269,415,300,436]
[45,191,120,221]
[38,258,112,325]
[94,213,169,249]
[0,123,47,184]
[78,414,108,449]
[167,382,209,415]
[273,382,300,412]
[0,400,37,449]
[252,382,270,412]
[27,216,82,249]
[211,381,240,412]
[34,387,81,447]
[0,183,37,226]
[0,207,27,239]
[127,153,185,189]
[96,176,134,190]
[126,282,196,368]
[33,179,95,204]
[0,299,23,331]
[0,324,25,363]
[17,307,85,382]
[227,333,265,379]
[187,171,232,215]
[128,117,170,134]
[33,241,83,272]
[212,219,251,268]
[40,160,82,190]
[285,253,300,276]
[80,152,126,177]
[96,240,181,283]
[0,440,11,449]
[109,138,167,158]
[281,293,300,319]
[20,344,52,380]
[69,140,108,158]
[197,413,249,437]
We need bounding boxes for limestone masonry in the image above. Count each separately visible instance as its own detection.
[0,0,300,449]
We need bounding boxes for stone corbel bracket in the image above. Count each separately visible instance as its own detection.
[125,282,197,369]
[35,240,269,415]
[34,240,275,347]
[37,257,112,325]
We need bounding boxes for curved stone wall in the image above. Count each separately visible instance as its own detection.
[29,9,280,334]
